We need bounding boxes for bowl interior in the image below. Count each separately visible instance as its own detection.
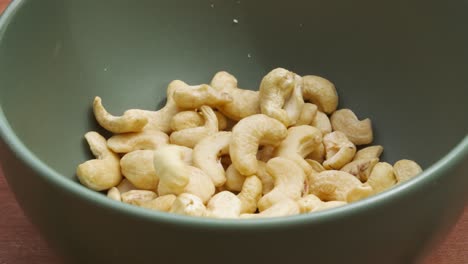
[0,0,467,181]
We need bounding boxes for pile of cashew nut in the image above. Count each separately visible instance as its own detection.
[77,68,423,219]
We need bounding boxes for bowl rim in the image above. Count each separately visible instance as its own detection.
[0,0,467,229]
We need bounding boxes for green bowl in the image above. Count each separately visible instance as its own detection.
[0,0,467,263]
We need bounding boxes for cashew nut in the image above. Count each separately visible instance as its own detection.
[309,170,362,201]
[138,194,177,212]
[172,81,232,109]
[353,145,384,161]
[346,184,374,203]
[121,190,158,206]
[205,191,241,218]
[210,71,261,120]
[330,109,373,145]
[93,97,149,133]
[302,75,338,114]
[107,187,121,201]
[153,145,191,195]
[323,131,356,170]
[107,130,169,153]
[225,164,245,192]
[192,131,231,187]
[297,194,347,213]
[230,114,288,176]
[259,68,297,126]
[170,193,207,217]
[116,178,138,194]
[296,103,318,126]
[120,150,158,190]
[366,162,396,194]
[393,159,423,183]
[257,161,274,195]
[311,111,332,135]
[169,105,218,148]
[341,158,379,182]
[283,74,305,126]
[238,176,263,214]
[305,159,325,173]
[171,110,228,132]
[240,199,300,219]
[258,157,306,211]
[306,142,326,163]
[76,132,122,191]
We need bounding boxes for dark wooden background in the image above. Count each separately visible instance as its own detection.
[0,1,466,263]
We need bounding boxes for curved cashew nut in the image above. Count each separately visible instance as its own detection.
[121,190,158,206]
[93,97,148,133]
[139,194,177,212]
[330,109,373,145]
[283,74,305,126]
[107,187,121,201]
[120,150,159,190]
[169,105,219,148]
[205,191,242,218]
[346,184,374,203]
[297,194,347,213]
[230,114,288,176]
[210,71,261,120]
[172,81,232,109]
[366,162,396,194]
[341,158,379,182]
[311,111,332,135]
[259,68,297,126]
[306,142,326,163]
[240,199,300,219]
[258,157,306,211]
[153,145,191,195]
[256,161,274,195]
[107,130,169,153]
[353,145,384,161]
[225,164,246,192]
[170,193,207,217]
[76,132,122,191]
[309,170,362,201]
[170,111,204,131]
[193,132,232,187]
[302,75,338,114]
[238,176,263,214]
[296,103,318,126]
[393,159,423,183]
[323,131,356,170]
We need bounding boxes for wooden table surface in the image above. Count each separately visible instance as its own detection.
[0,1,467,263]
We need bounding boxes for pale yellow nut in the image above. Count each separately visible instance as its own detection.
[311,111,332,135]
[296,103,318,126]
[341,158,379,182]
[76,132,122,191]
[172,81,232,109]
[120,150,159,190]
[302,75,338,114]
[121,190,158,206]
[225,164,246,192]
[153,145,191,195]
[139,194,177,212]
[240,199,300,219]
[353,145,384,161]
[170,111,204,131]
[230,114,288,176]
[305,159,325,173]
[238,176,263,214]
[92,97,148,134]
[192,131,231,187]
[330,109,373,145]
[215,111,228,131]
[393,159,423,183]
[283,74,305,126]
[323,131,357,170]
[210,71,261,121]
[256,145,276,162]
[305,142,326,163]
[116,179,138,194]
[107,187,121,202]
[205,191,242,219]
[258,157,306,211]
[366,162,396,194]
[297,194,347,213]
[169,105,219,148]
[107,130,169,154]
[346,184,374,203]
[309,170,362,201]
[170,193,207,217]
[257,161,274,195]
[313,201,347,212]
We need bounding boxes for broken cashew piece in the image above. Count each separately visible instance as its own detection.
[210,71,261,120]
[139,194,177,212]
[238,176,263,214]
[153,145,191,195]
[230,114,288,176]
[311,111,332,136]
[353,145,384,161]
[205,191,242,218]
[323,131,357,170]
[240,199,300,219]
[170,193,207,217]
[283,74,305,126]
[331,109,373,145]
[225,164,246,192]
[107,130,169,153]
[341,158,379,182]
[193,131,231,187]
[393,159,423,183]
[296,103,318,126]
[259,68,297,126]
[366,162,396,194]
[76,132,122,191]
[258,157,306,211]
[173,81,232,109]
[120,150,159,190]
[302,75,338,114]
[121,190,158,206]
[93,97,148,133]
[170,105,219,148]
[309,170,362,201]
